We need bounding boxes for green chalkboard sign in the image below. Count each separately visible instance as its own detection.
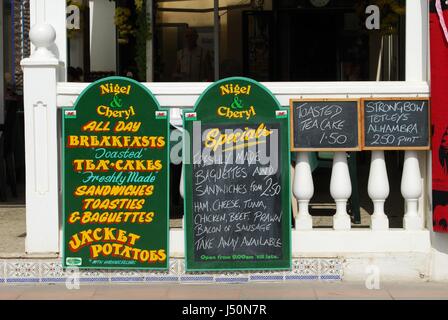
[62,77,169,270]
[183,77,291,271]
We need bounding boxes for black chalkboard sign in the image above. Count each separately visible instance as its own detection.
[183,77,291,271]
[362,98,430,150]
[290,99,361,151]
[191,122,285,265]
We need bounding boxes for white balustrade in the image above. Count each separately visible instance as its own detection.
[293,152,314,230]
[330,152,352,230]
[401,151,424,230]
[368,151,390,230]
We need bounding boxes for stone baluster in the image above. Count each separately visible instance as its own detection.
[401,151,424,230]
[293,152,314,230]
[368,151,390,230]
[330,152,352,230]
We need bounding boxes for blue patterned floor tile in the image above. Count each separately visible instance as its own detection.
[319,258,343,281]
[249,275,284,282]
[0,258,341,284]
[41,278,67,283]
[215,277,249,283]
[319,275,342,281]
[79,277,110,283]
[111,277,145,283]
[145,276,179,282]
[180,276,215,282]
[285,275,319,281]
[6,278,40,283]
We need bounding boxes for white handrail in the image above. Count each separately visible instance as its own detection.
[56,81,430,108]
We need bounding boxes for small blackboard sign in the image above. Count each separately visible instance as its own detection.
[362,98,430,150]
[290,99,361,151]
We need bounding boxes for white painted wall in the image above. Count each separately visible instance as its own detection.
[89,0,116,72]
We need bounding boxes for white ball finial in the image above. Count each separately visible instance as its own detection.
[30,24,56,48]
[29,24,56,59]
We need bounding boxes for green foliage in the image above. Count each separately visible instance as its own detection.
[134,1,152,80]
[115,7,133,41]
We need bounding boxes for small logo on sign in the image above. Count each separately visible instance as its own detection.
[184,112,197,121]
[276,110,288,118]
[155,111,167,119]
[64,110,77,118]
[66,257,82,266]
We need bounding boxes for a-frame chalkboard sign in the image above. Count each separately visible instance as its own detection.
[183,77,291,271]
[62,77,170,270]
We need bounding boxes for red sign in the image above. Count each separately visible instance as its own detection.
[431,1,448,232]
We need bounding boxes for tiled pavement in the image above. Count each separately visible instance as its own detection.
[0,258,342,284]
[1,281,448,300]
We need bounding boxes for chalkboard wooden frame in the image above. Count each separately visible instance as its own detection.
[361,97,431,151]
[289,98,362,152]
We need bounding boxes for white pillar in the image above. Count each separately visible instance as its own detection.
[405,0,428,82]
[180,165,184,229]
[368,151,389,230]
[21,24,60,253]
[0,0,4,124]
[179,165,184,200]
[330,152,352,230]
[401,151,424,230]
[293,153,313,230]
[30,0,67,81]
[404,0,427,230]
[213,0,220,80]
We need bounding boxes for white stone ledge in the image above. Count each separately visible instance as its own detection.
[21,58,60,67]
[343,252,430,281]
[291,229,431,255]
[169,228,431,258]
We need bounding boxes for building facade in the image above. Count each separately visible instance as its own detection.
[3,0,448,282]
